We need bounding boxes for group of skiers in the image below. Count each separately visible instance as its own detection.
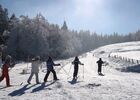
[0,55,105,87]
[28,56,105,84]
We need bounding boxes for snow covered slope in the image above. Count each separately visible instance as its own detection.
[0,41,140,100]
[93,41,140,60]
[93,41,140,71]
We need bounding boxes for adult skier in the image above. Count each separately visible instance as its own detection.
[72,56,84,80]
[27,56,42,84]
[0,55,15,87]
[96,58,104,75]
[44,56,60,82]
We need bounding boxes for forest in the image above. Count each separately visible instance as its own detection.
[0,5,140,60]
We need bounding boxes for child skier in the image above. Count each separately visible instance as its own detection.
[27,56,42,84]
[96,58,104,75]
[0,55,15,87]
[72,56,84,80]
[44,56,60,82]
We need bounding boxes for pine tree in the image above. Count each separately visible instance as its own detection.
[61,20,68,31]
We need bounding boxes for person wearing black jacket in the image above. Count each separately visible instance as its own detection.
[72,56,84,80]
[96,58,104,75]
[44,57,60,82]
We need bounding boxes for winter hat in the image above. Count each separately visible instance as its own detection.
[35,56,40,60]
[5,55,11,63]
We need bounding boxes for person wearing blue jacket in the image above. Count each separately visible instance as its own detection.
[44,57,60,82]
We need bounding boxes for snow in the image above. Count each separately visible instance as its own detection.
[111,51,140,60]
[1,41,140,100]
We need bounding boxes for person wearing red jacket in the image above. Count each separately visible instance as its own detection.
[0,55,14,87]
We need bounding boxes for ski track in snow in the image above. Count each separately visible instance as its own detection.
[0,41,140,100]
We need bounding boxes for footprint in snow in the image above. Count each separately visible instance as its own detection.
[81,83,101,89]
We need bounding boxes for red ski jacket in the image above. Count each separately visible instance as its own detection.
[2,64,9,75]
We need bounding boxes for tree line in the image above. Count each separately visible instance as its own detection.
[0,5,140,60]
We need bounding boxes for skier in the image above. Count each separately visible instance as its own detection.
[27,56,42,84]
[96,58,104,75]
[72,56,84,80]
[0,55,15,87]
[44,56,60,82]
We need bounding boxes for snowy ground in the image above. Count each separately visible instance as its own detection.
[0,41,140,100]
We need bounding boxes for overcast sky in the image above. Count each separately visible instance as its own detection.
[1,0,140,34]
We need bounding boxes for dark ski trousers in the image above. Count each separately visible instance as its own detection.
[44,70,57,82]
[73,66,79,79]
[98,66,102,73]
[0,73,10,86]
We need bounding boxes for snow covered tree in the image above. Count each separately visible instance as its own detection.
[3,5,140,60]
[0,5,9,45]
[0,5,9,34]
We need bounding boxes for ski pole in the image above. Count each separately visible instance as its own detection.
[67,64,73,79]
[68,64,72,74]
[27,56,29,69]
[59,66,71,79]
[82,65,84,79]
[61,66,69,76]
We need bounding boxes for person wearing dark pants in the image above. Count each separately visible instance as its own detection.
[44,70,57,81]
[44,57,60,82]
[96,58,104,75]
[72,56,84,80]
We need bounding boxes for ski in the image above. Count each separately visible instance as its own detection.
[0,86,8,89]
[10,82,24,87]
[0,82,23,89]
[98,73,105,76]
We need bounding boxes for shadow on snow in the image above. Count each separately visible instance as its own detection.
[31,82,53,93]
[8,84,36,96]
[8,82,54,96]
[116,64,140,73]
